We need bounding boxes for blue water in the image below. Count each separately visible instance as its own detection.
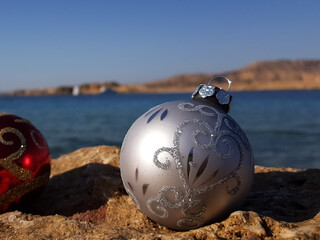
[0,90,319,169]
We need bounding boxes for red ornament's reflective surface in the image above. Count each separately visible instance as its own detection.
[0,113,51,212]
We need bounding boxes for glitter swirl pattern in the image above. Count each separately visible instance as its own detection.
[0,127,32,181]
[0,114,51,211]
[0,172,50,208]
[146,102,250,228]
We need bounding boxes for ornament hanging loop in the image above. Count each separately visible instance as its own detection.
[192,76,233,113]
[208,76,232,92]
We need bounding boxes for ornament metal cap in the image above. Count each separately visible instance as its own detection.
[192,76,232,113]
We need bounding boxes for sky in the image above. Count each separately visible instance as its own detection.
[1,1,320,92]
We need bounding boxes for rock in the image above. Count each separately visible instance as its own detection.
[16,146,122,216]
[142,60,320,91]
[1,145,320,239]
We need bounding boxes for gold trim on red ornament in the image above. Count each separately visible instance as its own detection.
[0,127,33,180]
[0,172,50,209]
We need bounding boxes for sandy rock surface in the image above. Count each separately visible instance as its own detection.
[0,145,319,239]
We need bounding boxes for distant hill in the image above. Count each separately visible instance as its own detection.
[116,59,320,92]
[5,59,320,96]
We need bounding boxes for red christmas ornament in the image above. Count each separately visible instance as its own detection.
[0,113,51,212]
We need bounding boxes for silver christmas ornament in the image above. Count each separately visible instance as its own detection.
[120,77,254,230]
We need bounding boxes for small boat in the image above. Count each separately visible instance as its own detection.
[72,86,80,96]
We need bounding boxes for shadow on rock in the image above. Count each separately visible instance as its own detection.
[15,162,320,225]
[242,168,320,222]
[17,163,124,216]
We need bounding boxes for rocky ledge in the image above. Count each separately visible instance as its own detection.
[0,146,319,239]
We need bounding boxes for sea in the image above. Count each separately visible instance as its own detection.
[0,90,319,169]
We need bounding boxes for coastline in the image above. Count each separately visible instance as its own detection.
[2,59,320,96]
[2,80,320,97]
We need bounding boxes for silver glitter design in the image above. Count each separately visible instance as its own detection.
[147,102,248,228]
[146,198,169,219]
[153,147,172,170]
[178,102,221,117]
[224,118,250,148]
[216,138,233,159]
[147,186,183,218]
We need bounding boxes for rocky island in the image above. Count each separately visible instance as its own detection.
[0,146,319,239]
[4,59,320,96]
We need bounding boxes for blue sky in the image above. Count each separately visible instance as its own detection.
[1,0,320,92]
